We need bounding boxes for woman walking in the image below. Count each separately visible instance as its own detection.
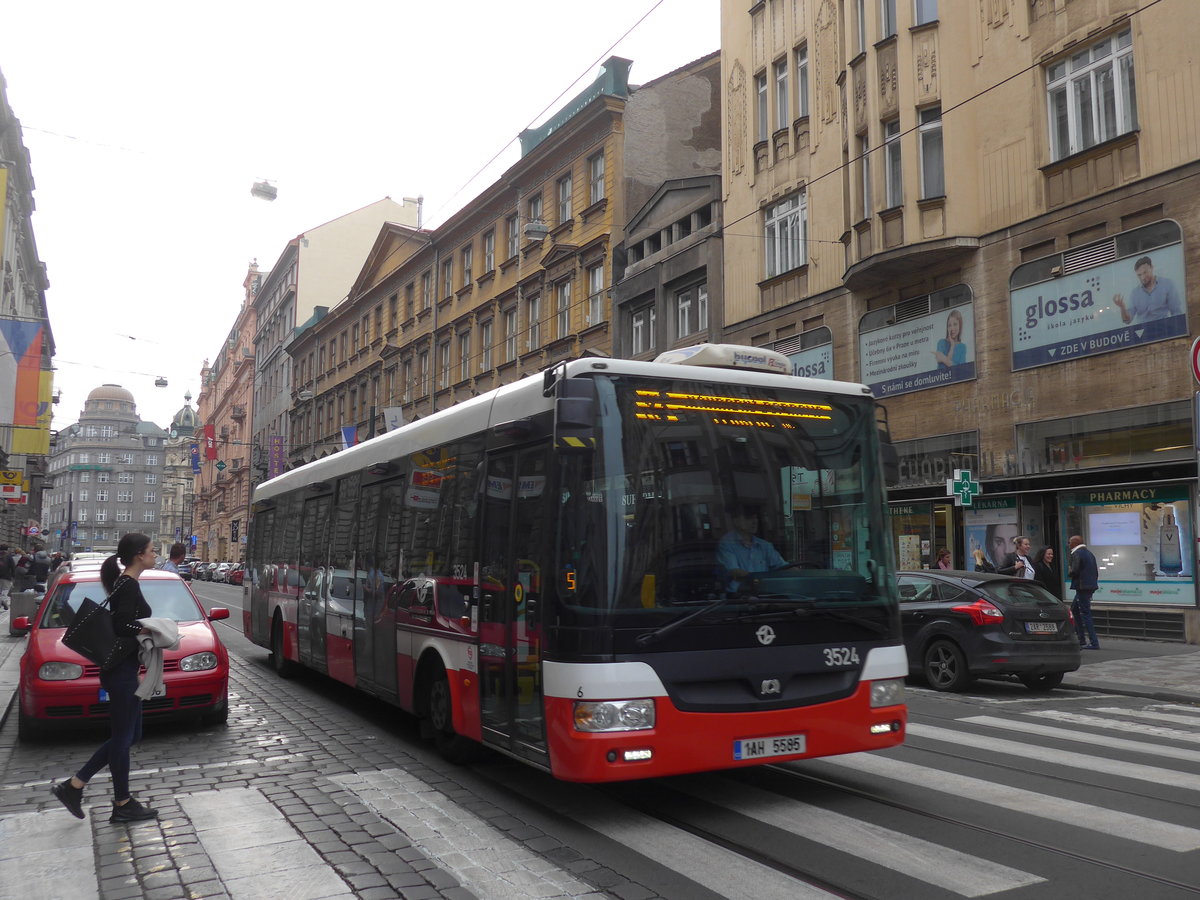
[51,533,159,823]
[1033,545,1062,599]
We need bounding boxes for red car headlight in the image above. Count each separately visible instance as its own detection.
[39,661,85,681]
[180,652,219,672]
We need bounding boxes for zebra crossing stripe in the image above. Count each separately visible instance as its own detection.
[959,715,1200,762]
[907,723,1200,793]
[671,777,1044,897]
[1023,709,1200,743]
[1085,706,1200,727]
[817,753,1200,851]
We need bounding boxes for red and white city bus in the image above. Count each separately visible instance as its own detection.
[244,345,907,781]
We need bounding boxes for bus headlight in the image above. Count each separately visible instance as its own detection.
[870,678,905,708]
[39,661,84,681]
[180,652,219,671]
[573,699,656,732]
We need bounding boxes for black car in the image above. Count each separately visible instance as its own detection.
[896,570,1081,692]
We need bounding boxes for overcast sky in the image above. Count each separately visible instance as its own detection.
[3,0,720,434]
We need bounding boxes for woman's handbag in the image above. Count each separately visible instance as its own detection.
[62,586,126,672]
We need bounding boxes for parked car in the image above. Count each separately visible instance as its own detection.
[226,563,245,586]
[896,570,1081,692]
[12,569,231,740]
[179,557,202,581]
[198,562,217,581]
[213,562,232,583]
[189,560,208,579]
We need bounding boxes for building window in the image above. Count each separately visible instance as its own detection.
[756,73,768,141]
[417,350,429,397]
[697,284,709,332]
[404,284,414,320]
[78,452,89,463]
[390,293,400,330]
[97,472,110,483]
[881,0,896,38]
[421,271,432,310]
[556,281,571,339]
[527,192,543,225]
[914,0,937,25]
[79,489,89,502]
[631,304,657,355]
[557,174,572,223]
[96,489,109,502]
[118,472,134,484]
[374,306,382,340]
[506,214,520,258]
[118,453,133,465]
[528,296,541,349]
[144,492,156,503]
[116,509,131,523]
[461,245,473,287]
[1047,29,1136,162]
[483,230,495,272]
[143,511,156,523]
[764,192,807,277]
[586,264,604,326]
[855,0,867,53]
[919,106,944,198]
[95,510,107,523]
[675,288,693,340]
[859,133,872,219]
[442,259,453,298]
[439,340,451,389]
[117,489,133,502]
[588,152,605,204]
[145,473,157,484]
[459,332,471,382]
[884,118,903,208]
[503,308,518,362]
[480,320,493,371]
[774,59,788,131]
[402,360,413,403]
[79,510,89,522]
[352,323,360,350]
[80,472,90,483]
[796,46,809,118]
[146,454,157,465]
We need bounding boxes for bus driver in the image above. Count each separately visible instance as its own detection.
[718,507,791,591]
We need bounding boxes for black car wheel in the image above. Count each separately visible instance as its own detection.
[923,639,971,691]
[1019,671,1065,692]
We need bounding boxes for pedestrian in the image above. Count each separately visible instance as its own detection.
[160,542,186,574]
[31,547,52,585]
[12,548,35,593]
[0,544,11,610]
[997,535,1036,579]
[935,548,952,569]
[1068,534,1100,650]
[50,533,160,823]
[1032,545,1062,599]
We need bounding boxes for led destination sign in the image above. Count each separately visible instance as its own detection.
[632,389,833,429]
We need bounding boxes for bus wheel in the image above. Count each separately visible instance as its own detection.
[426,667,477,764]
[270,613,296,679]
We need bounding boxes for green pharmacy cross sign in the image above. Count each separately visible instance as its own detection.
[215,460,227,472]
[946,468,982,507]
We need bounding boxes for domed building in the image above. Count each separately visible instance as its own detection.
[42,384,170,554]
[160,392,200,553]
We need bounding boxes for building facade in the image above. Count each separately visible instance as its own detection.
[721,0,1200,640]
[43,385,168,554]
[194,264,259,563]
[159,393,199,554]
[0,68,54,547]
[251,198,419,480]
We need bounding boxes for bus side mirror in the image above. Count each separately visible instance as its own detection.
[556,378,596,449]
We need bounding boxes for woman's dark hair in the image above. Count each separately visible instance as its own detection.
[1036,545,1054,564]
[101,532,152,592]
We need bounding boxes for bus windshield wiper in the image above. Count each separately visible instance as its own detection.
[635,593,734,647]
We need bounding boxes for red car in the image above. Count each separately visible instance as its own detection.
[12,569,231,741]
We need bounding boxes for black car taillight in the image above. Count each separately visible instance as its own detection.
[951,597,1005,626]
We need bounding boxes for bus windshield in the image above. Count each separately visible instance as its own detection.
[556,374,898,641]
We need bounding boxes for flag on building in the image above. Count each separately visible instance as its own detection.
[0,317,44,434]
[12,369,53,455]
[341,426,358,451]
[190,443,201,473]
[203,424,217,459]
[382,407,405,432]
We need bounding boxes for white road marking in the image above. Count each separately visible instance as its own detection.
[959,715,1200,762]
[1023,709,1200,743]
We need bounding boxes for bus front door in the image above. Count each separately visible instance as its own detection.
[478,444,551,766]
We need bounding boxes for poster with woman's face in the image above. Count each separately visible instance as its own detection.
[859,302,976,398]
[964,500,1019,568]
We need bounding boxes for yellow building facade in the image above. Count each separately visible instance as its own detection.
[722,0,1200,640]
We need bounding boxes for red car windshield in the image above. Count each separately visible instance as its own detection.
[39,580,206,628]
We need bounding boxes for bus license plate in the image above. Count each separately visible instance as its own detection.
[733,733,806,760]
[1025,622,1058,634]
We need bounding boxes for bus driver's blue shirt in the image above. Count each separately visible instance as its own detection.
[718,531,787,590]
